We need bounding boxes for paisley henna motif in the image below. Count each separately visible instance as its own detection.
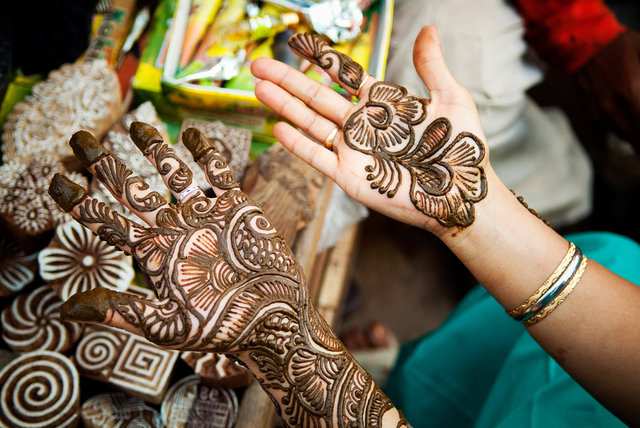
[288,32,366,90]
[51,124,407,427]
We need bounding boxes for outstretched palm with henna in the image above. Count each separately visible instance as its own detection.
[52,123,303,352]
[252,28,489,231]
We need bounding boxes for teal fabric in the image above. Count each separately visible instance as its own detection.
[384,232,640,427]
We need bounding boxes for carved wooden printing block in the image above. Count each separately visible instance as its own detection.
[0,158,87,250]
[0,350,80,428]
[161,375,239,428]
[39,220,134,300]
[0,238,37,297]
[1,285,82,353]
[74,325,179,404]
[80,392,163,428]
[1,59,121,163]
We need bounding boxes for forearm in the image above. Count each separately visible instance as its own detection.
[232,299,408,427]
[439,165,640,423]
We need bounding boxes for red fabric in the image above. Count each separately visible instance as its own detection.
[514,0,626,73]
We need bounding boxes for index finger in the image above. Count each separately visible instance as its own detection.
[287,32,374,97]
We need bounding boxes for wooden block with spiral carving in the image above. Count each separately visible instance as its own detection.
[1,285,82,353]
[80,392,163,428]
[0,351,80,428]
[74,325,179,404]
[1,60,121,163]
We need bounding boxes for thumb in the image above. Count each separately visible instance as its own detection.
[60,287,146,336]
[61,287,190,347]
[413,26,458,93]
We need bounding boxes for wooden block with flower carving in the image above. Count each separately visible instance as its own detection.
[39,220,134,301]
[0,159,87,251]
[1,60,121,163]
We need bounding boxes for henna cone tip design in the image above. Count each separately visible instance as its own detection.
[49,173,89,212]
[182,127,212,161]
[129,121,163,153]
[70,130,109,166]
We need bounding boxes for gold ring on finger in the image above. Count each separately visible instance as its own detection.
[324,127,339,151]
[356,74,370,98]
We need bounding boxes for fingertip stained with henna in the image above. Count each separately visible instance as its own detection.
[48,173,89,213]
[182,128,213,161]
[69,130,110,166]
[129,121,164,154]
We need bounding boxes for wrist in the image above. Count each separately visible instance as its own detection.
[435,165,569,309]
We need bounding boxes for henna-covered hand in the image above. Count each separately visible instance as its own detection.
[252,27,490,231]
[50,124,408,427]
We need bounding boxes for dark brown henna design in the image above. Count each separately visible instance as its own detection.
[511,190,551,226]
[53,124,408,427]
[288,32,366,90]
[344,81,487,227]
[70,129,168,215]
[182,128,240,191]
[130,121,194,194]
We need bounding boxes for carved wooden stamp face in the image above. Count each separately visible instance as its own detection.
[0,159,87,241]
[39,220,134,300]
[161,375,238,428]
[0,239,37,297]
[75,325,179,404]
[0,351,80,428]
[81,392,163,428]
[1,285,83,353]
[1,60,121,163]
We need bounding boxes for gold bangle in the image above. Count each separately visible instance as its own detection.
[507,242,576,319]
[523,255,587,326]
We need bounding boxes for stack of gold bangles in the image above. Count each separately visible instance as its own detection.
[507,242,588,326]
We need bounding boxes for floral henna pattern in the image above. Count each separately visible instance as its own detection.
[50,125,407,427]
[288,32,366,90]
[344,81,487,227]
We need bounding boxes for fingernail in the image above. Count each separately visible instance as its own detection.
[129,121,163,154]
[60,288,111,323]
[69,130,109,166]
[48,173,88,212]
[182,128,213,161]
